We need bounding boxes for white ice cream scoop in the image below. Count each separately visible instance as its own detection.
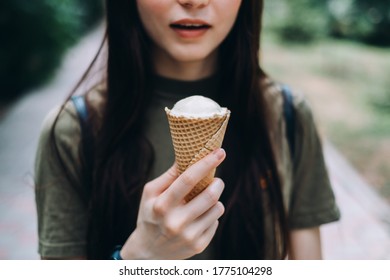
[168,95,228,118]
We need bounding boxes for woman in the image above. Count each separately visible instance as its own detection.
[35,0,340,260]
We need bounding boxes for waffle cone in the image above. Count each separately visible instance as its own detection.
[165,109,230,202]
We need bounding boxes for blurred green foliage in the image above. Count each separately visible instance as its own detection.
[0,0,103,100]
[266,0,330,43]
[329,0,390,46]
[264,0,390,46]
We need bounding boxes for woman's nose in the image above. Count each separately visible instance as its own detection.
[178,0,210,9]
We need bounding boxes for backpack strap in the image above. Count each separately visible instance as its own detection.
[71,95,89,127]
[71,95,94,191]
[281,85,296,161]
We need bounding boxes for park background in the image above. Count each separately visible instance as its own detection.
[0,0,389,259]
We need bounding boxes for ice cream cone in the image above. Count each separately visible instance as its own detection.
[165,109,230,202]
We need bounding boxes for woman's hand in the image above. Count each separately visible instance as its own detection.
[120,148,226,260]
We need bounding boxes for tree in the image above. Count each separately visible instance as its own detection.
[0,0,103,100]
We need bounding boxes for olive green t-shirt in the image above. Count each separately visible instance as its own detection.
[34,75,340,258]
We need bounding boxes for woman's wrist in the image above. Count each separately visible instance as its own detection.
[120,230,148,260]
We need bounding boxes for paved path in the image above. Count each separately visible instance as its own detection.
[1,25,389,260]
[0,26,104,259]
[321,142,390,259]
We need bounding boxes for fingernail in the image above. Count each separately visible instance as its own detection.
[210,179,224,193]
[212,148,225,160]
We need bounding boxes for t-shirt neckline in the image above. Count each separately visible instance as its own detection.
[152,74,219,100]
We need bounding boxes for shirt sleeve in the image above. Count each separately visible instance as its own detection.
[288,94,340,229]
[34,103,88,258]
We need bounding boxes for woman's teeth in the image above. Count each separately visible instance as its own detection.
[171,24,209,30]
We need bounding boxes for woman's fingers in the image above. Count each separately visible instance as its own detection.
[144,163,179,196]
[192,221,220,255]
[180,178,225,222]
[159,178,224,236]
[185,201,224,241]
[161,148,226,206]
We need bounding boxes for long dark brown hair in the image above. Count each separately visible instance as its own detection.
[50,0,289,259]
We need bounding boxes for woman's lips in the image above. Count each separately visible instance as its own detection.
[170,19,211,39]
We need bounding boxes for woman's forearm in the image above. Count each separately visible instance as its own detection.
[289,227,322,259]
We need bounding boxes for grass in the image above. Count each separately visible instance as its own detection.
[261,30,390,202]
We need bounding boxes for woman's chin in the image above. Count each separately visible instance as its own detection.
[169,48,217,65]
[170,53,210,64]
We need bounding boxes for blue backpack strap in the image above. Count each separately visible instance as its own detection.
[71,95,90,143]
[71,95,94,191]
[281,85,296,161]
[71,95,89,126]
